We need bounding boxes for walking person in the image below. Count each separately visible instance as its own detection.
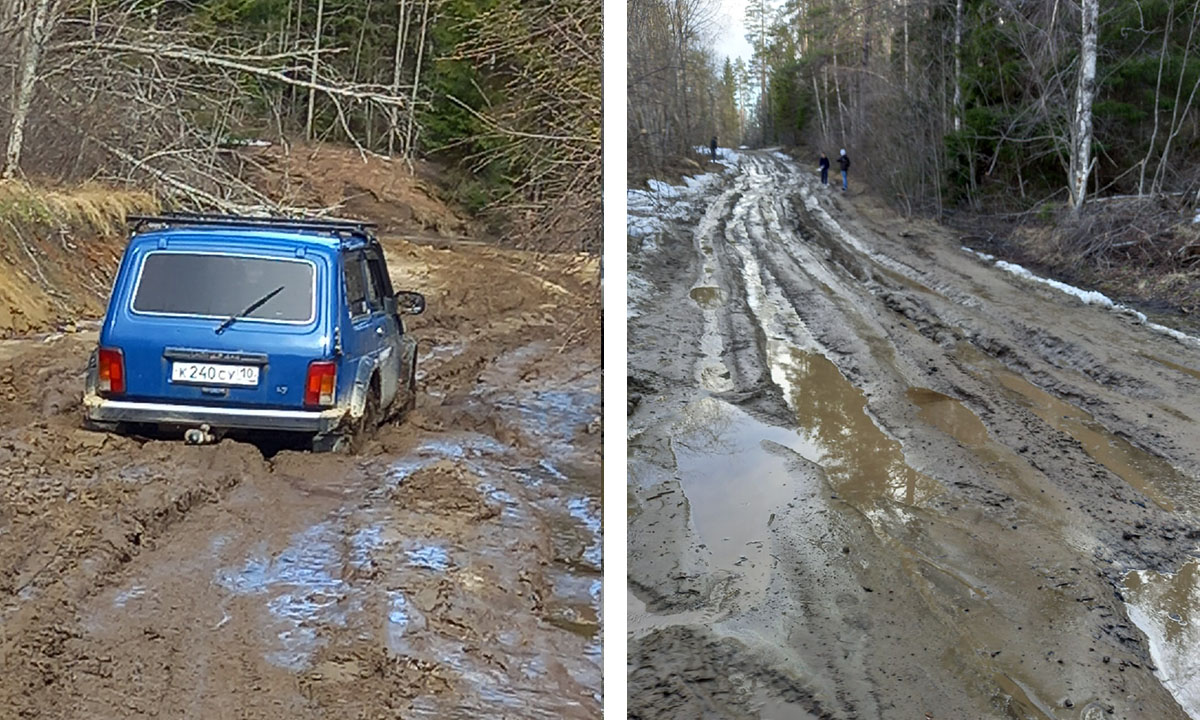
[710,136,718,161]
[818,152,830,186]
[838,148,850,191]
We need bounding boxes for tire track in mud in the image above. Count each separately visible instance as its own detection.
[1,240,602,719]
[629,151,1200,718]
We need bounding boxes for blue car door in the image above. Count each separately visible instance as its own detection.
[341,250,384,396]
[363,246,401,404]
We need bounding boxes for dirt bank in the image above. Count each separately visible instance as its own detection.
[0,181,158,335]
[0,163,601,716]
[629,150,1200,719]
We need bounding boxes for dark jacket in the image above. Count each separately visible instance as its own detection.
[819,156,830,170]
[838,154,850,171]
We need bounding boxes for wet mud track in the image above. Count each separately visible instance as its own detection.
[628,151,1200,719]
[0,238,601,718]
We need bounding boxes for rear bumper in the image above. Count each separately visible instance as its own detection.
[82,393,346,433]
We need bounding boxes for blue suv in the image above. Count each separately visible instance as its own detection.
[83,213,425,451]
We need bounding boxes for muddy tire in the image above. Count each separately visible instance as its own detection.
[311,383,380,454]
[347,384,380,454]
[403,354,418,413]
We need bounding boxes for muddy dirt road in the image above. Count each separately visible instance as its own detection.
[628,151,1200,719]
[0,237,601,718]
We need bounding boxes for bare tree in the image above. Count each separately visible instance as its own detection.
[3,0,60,178]
[1069,0,1098,213]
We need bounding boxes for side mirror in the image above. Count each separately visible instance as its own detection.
[395,290,426,315]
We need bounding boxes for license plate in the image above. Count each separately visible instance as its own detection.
[171,361,259,387]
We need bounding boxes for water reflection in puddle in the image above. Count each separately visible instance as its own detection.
[907,387,990,448]
[672,397,812,579]
[673,345,939,579]
[406,544,451,572]
[769,342,940,509]
[1122,562,1200,719]
[567,497,602,569]
[385,589,426,655]
[215,521,355,670]
[112,585,146,608]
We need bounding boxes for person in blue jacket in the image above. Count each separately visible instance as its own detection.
[818,152,830,185]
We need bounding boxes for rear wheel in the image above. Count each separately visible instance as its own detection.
[310,382,380,454]
[348,385,380,453]
[403,353,418,413]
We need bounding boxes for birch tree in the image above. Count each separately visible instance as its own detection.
[3,0,58,179]
[1069,0,1098,213]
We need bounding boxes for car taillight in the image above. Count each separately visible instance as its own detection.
[305,361,337,406]
[97,347,125,395]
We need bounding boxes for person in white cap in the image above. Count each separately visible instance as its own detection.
[838,148,850,191]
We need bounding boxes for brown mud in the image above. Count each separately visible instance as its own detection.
[629,150,1200,719]
[0,222,601,715]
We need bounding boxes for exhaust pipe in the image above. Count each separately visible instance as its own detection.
[184,425,217,445]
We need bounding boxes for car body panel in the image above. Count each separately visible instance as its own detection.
[84,220,420,440]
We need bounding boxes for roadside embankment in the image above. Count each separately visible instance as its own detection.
[0,181,158,335]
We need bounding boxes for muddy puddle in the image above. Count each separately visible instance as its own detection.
[907,387,990,448]
[689,286,723,308]
[768,342,940,510]
[670,343,943,589]
[1122,562,1200,719]
[671,397,816,589]
[75,389,602,718]
[956,342,1194,512]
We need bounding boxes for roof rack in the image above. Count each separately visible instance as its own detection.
[127,212,377,239]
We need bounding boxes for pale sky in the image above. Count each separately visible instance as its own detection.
[711,0,753,65]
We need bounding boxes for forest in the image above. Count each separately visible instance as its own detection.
[0,0,601,251]
[628,0,1200,219]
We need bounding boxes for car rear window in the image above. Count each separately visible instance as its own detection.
[132,252,316,322]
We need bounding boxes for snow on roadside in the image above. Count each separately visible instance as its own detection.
[692,146,743,171]
[629,148,738,314]
[629,148,741,242]
[960,247,1200,348]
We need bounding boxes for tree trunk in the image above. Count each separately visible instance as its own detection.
[305,0,326,141]
[404,0,431,160]
[1138,2,1172,196]
[903,0,909,93]
[3,0,53,179]
[388,0,409,156]
[1152,0,1200,195]
[813,72,827,139]
[952,0,963,132]
[1069,0,1098,213]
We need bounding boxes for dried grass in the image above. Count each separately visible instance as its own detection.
[0,180,158,237]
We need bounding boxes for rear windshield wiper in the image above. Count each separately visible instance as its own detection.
[215,285,285,335]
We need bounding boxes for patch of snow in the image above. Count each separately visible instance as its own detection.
[627,273,652,319]
[628,154,738,249]
[771,150,792,162]
[694,145,744,171]
[994,260,1116,307]
[961,246,996,262]
[626,214,662,240]
[1122,565,1200,720]
[961,249,1200,348]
